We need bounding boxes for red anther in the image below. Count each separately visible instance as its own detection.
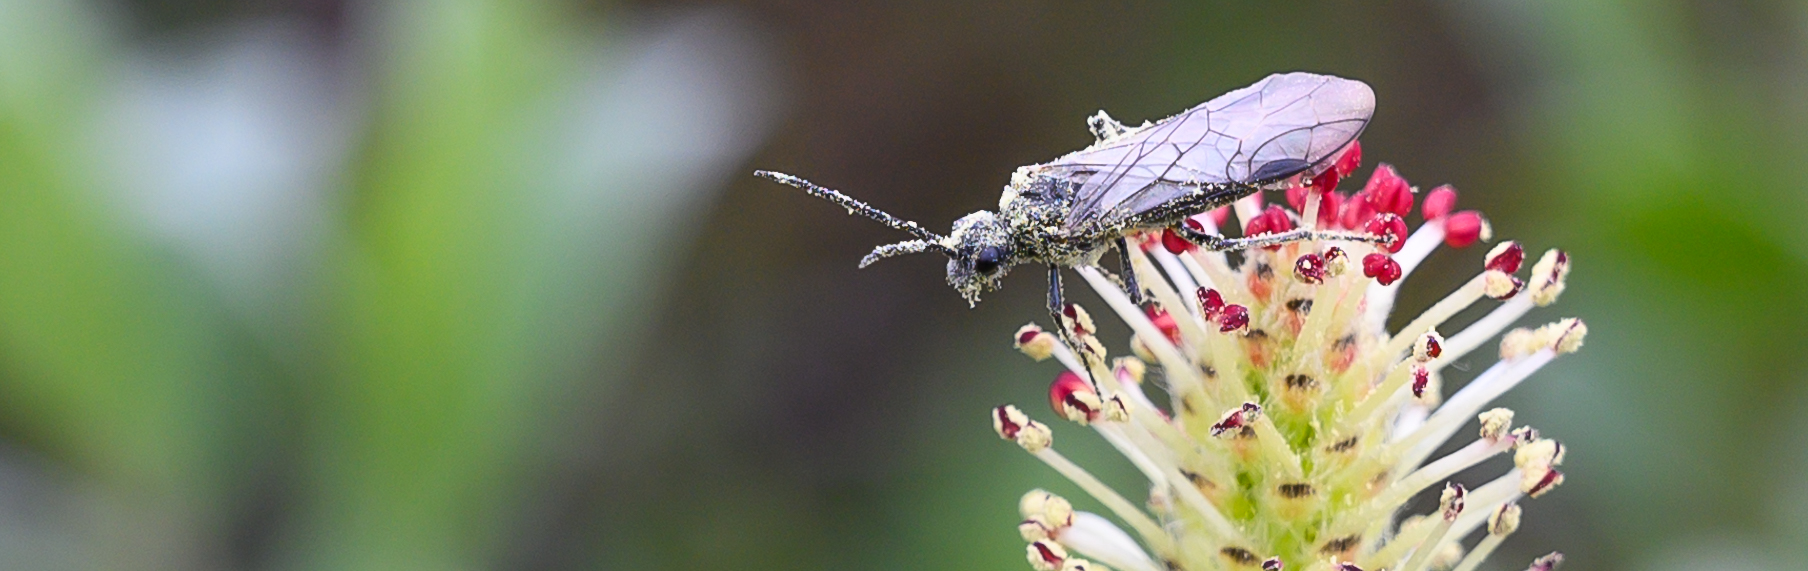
[1489,274,1518,301]
[1031,541,1066,567]
[1146,306,1182,344]
[1364,213,1409,253]
[1161,228,1195,254]
[1210,402,1262,436]
[1339,190,1377,230]
[1244,213,1270,238]
[1263,205,1295,232]
[1527,469,1564,497]
[1309,167,1340,193]
[1018,329,1041,346]
[1049,371,1100,421]
[1263,557,1285,571]
[1285,187,1340,228]
[1294,253,1327,284]
[1317,191,1345,228]
[1362,253,1403,285]
[1206,206,1230,227]
[1527,553,1564,571]
[1245,205,1294,238]
[1442,483,1467,520]
[1362,163,1413,216]
[1424,336,1443,359]
[1487,242,1525,273]
[1333,140,1362,178]
[1444,211,1487,248]
[1063,303,1088,335]
[994,406,1023,439]
[1184,217,1205,233]
[1218,304,1250,332]
[1422,185,1458,220]
[1324,246,1348,263]
[1411,366,1431,398]
[1244,205,1295,250]
[1323,246,1350,275]
[1198,288,1225,321]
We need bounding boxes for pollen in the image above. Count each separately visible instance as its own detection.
[1017,324,1059,361]
[990,155,1584,571]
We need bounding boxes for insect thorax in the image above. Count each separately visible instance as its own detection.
[998,171,1104,267]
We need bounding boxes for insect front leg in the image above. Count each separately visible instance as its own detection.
[1115,237,1145,305]
[1177,224,1391,251]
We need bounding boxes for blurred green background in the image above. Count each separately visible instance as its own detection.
[0,0,1802,570]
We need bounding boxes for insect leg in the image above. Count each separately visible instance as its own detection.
[1177,225,1390,251]
[1048,264,1103,392]
[1115,237,1145,305]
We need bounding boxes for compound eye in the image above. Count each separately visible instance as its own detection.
[974,246,1004,275]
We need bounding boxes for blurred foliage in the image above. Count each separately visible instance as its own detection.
[0,1,1803,571]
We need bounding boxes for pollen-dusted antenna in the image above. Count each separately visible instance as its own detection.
[755,170,957,258]
[860,240,941,268]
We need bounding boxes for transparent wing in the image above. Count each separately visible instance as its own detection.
[1046,73,1374,229]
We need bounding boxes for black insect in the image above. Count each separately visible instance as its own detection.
[756,72,1379,332]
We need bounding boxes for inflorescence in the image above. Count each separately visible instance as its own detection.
[994,144,1581,571]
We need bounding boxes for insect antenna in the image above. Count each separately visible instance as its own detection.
[754,170,956,257]
[860,240,942,268]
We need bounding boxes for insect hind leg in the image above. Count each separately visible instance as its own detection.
[1177,225,1391,251]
